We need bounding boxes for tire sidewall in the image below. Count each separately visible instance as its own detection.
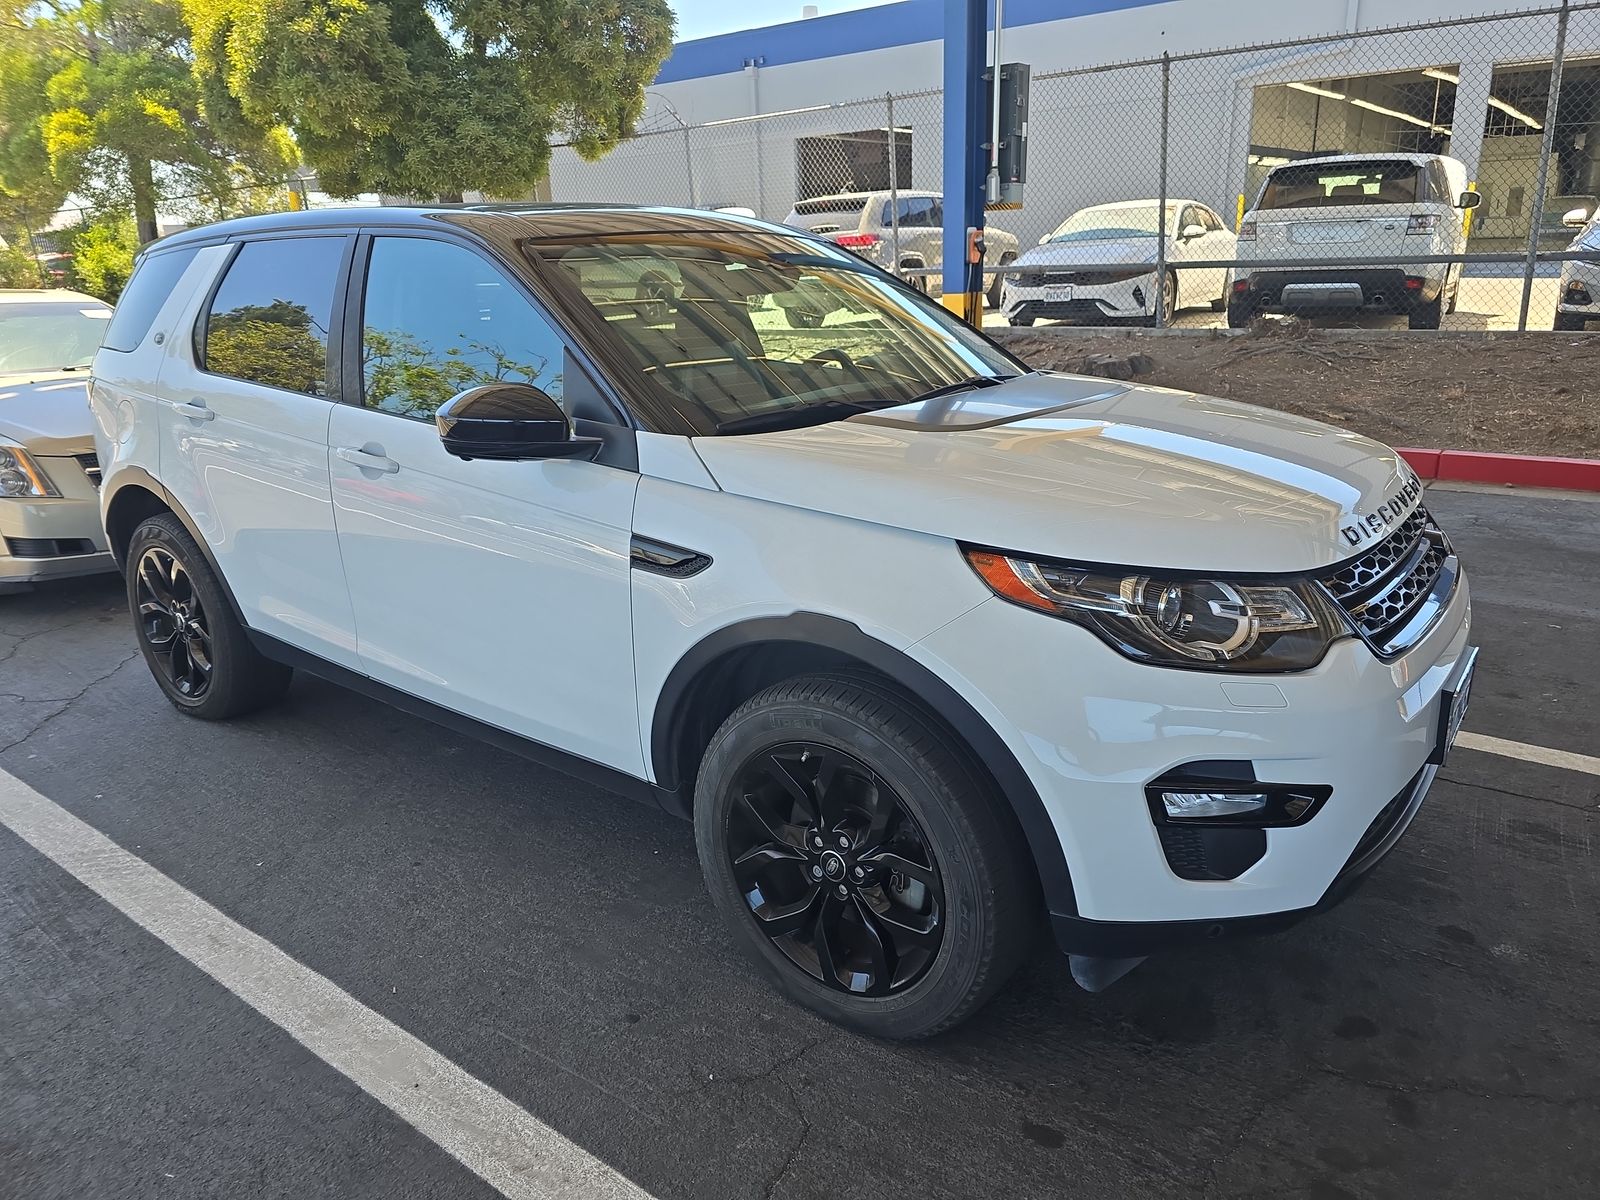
[126,516,242,716]
[694,689,1000,1035]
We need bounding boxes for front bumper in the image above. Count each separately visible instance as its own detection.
[1558,264,1598,314]
[0,452,114,587]
[911,566,1473,940]
[1003,270,1157,323]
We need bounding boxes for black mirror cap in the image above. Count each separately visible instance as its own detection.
[436,383,602,462]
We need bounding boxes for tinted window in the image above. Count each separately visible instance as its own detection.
[203,238,341,396]
[1179,205,1202,232]
[361,237,566,422]
[102,247,198,353]
[897,197,940,227]
[1260,160,1422,208]
[1200,207,1225,232]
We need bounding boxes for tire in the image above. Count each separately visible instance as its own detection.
[1145,269,1177,327]
[1408,289,1444,330]
[694,673,1038,1039]
[1554,311,1587,332]
[987,253,1015,310]
[1226,296,1254,329]
[784,307,824,329]
[126,513,292,720]
[1446,269,1460,315]
[1008,314,1035,327]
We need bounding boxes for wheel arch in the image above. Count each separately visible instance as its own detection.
[103,469,248,626]
[650,612,1077,917]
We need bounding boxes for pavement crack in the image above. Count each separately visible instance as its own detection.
[0,652,140,758]
[760,1064,816,1200]
[1440,774,1599,813]
[1199,1073,1308,1198]
[1312,1062,1600,1108]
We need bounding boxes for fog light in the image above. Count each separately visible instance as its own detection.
[1160,791,1271,820]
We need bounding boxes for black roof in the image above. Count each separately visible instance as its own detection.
[149,203,796,252]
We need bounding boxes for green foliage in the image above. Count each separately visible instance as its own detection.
[70,216,138,301]
[185,0,675,200]
[0,0,298,242]
[0,237,44,288]
[207,300,327,394]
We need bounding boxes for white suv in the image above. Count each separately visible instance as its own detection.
[92,207,1476,1038]
[1232,153,1480,329]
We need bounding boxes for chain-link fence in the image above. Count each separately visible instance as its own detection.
[547,1,1600,333]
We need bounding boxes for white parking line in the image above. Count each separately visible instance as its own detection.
[1456,732,1600,778]
[0,768,655,1200]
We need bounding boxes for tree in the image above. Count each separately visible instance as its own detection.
[69,213,136,299]
[184,0,675,201]
[0,0,297,243]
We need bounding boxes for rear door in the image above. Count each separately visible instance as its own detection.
[327,232,643,774]
[158,233,360,668]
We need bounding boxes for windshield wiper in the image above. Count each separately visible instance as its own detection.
[714,396,903,435]
[903,373,1019,404]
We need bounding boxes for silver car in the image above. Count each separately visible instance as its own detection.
[1,289,116,592]
[782,190,1020,317]
[1555,204,1599,332]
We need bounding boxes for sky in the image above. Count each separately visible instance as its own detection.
[672,0,899,41]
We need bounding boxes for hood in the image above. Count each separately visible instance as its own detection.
[0,372,95,455]
[1015,238,1159,268]
[690,373,1419,575]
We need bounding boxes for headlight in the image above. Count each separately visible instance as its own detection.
[963,548,1350,671]
[0,444,60,498]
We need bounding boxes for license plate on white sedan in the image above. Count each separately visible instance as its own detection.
[1431,648,1478,765]
[1044,284,1075,302]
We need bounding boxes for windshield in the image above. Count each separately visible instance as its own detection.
[1260,161,1423,209]
[532,232,1022,435]
[1046,205,1174,243]
[0,300,112,372]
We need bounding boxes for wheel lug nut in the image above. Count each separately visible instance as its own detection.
[810,865,824,879]
[852,866,864,880]
[837,836,849,849]
[835,884,849,898]
[811,835,824,848]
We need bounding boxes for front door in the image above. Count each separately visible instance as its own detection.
[328,234,643,775]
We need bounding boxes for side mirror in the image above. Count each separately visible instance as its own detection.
[1458,191,1483,210]
[436,384,601,462]
[1563,206,1592,228]
[1180,223,1206,241]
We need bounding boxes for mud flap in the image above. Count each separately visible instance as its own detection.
[1069,954,1147,992]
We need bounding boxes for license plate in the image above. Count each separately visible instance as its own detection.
[1044,284,1075,302]
[1431,649,1477,765]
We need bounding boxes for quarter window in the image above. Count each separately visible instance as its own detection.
[103,247,199,353]
[360,237,566,422]
[202,238,342,396]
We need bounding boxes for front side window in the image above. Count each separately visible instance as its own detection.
[203,238,342,396]
[897,197,940,227]
[360,237,567,422]
[0,300,112,373]
[534,232,1022,435]
[1259,160,1422,209]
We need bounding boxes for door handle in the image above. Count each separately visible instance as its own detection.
[336,445,400,474]
[168,399,215,421]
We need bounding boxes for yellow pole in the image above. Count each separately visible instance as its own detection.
[1235,192,1247,233]
[1462,181,1479,240]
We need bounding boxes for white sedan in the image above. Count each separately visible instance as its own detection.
[1001,199,1236,326]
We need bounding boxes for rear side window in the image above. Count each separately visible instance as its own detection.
[1259,160,1422,209]
[793,196,869,218]
[201,238,343,397]
[102,247,199,353]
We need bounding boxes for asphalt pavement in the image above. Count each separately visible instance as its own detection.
[2,484,1597,1199]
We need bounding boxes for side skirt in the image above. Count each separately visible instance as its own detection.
[247,631,682,817]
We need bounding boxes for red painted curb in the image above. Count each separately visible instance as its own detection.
[1399,447,1600,492]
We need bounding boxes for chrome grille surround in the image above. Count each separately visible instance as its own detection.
[1318,506,1457,658]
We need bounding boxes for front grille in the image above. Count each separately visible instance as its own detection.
[1016,269,1141,288]
[76,452,102,488]
[5,537,96,559]
[1319,507,1453,656]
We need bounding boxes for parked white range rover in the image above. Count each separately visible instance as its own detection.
[1232,152,1481,329]
[92,207,1476,1037]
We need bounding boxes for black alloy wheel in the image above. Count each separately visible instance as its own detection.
[135,545,213,700]
[726,743,944,996]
